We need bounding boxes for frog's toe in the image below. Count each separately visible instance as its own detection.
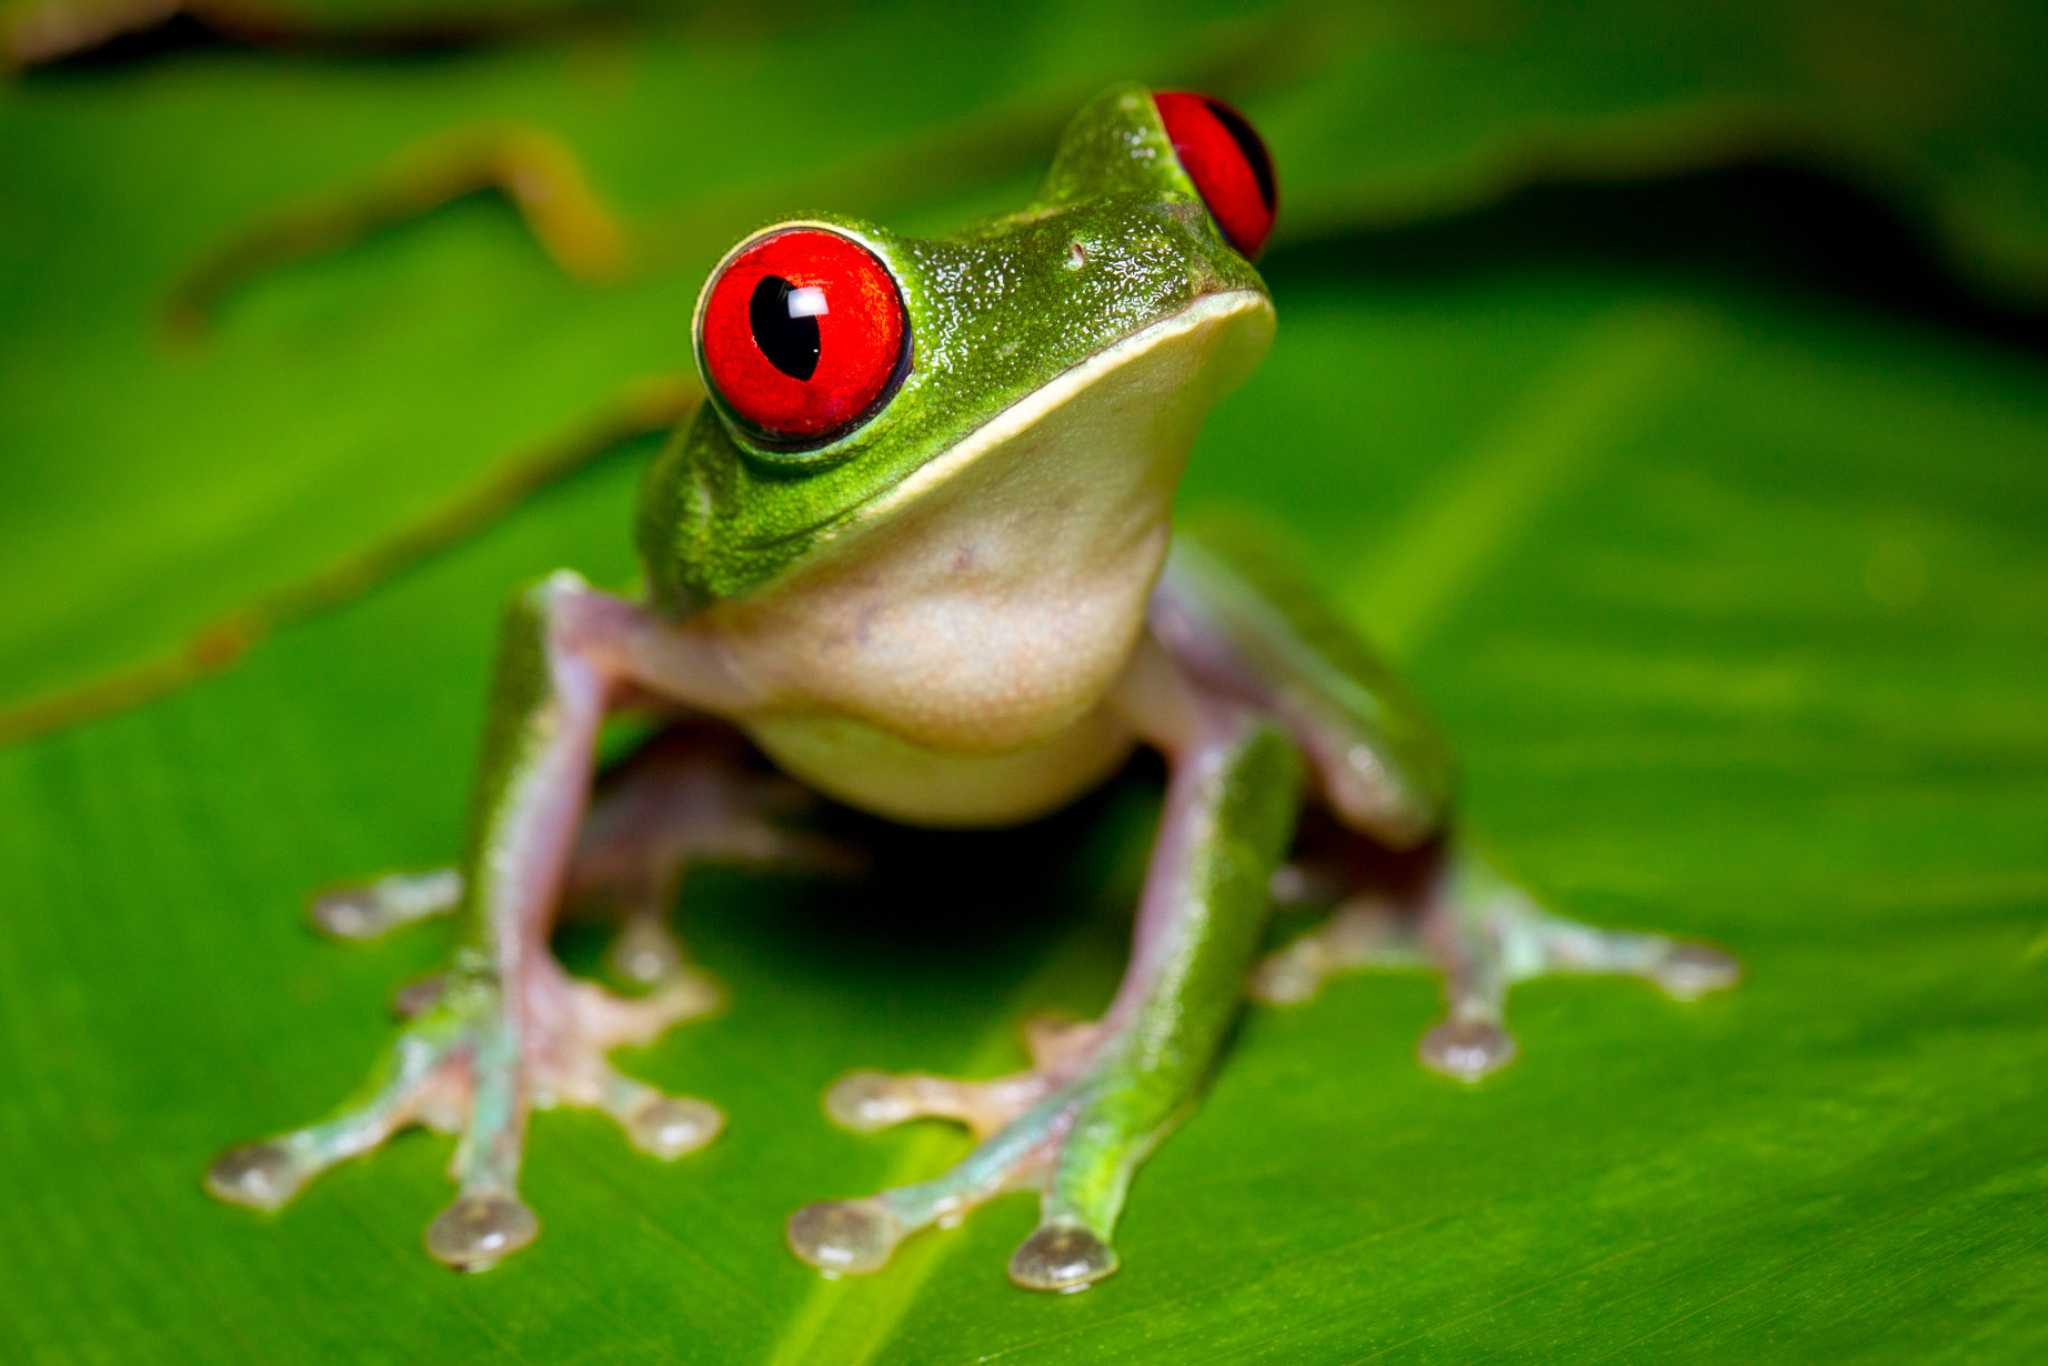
[1250,896,1408,1006]
[821,1014,1098,1139]
[591,1070,724,1159]
[823,1068,1050,1138]
[607,909,687,987]
[206,1009,464,1218]
[309,868,462,940]
[390,972,447,1018]
[526,970,727,1159]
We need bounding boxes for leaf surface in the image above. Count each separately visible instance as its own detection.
[3,7,2047,1363]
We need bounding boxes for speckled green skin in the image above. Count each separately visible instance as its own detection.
[637,83,1265,608]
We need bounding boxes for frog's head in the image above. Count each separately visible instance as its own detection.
[640,83,1279,610]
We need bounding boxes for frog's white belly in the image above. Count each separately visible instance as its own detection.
[699,289,1274,824]
[742,705,1136,827]
[719,489,1159,823]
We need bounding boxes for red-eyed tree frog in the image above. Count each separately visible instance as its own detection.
[206,84,1737,1292]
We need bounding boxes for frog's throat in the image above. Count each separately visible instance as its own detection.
[782,287,1275,575]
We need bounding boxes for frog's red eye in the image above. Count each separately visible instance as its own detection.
[698,227,908,444]
[1153,91,1277,259]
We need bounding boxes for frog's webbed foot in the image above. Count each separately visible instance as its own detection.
[1252,848,1739,1080]
[1156,535,1737,1082]
[791,696,1302,1293]
[788,1013,1131,1291]
[206,957,722,1268]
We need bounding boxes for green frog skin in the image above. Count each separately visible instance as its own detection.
[204,84,1738,1292]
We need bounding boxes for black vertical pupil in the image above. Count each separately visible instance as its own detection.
[1204,98,1276,213]
[749,274,821,381]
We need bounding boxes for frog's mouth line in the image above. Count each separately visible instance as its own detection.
[777,287,1275,562]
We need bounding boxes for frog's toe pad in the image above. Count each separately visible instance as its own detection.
[204,1141,306,1211]
[607,913,686,987]
[310,869,462,940]
[425,1190,539,1270]
[823,1071,922,1131]
[1418,1018,1517,1080]
[1009,1223,1119,1292]
[1653,942,1742,1000]
[618,1092,723,1159]
[787,1198,903,1276]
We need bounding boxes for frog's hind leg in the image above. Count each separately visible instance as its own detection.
[1155,528,1738,1080]
[1253,836,1738,1080]
[789,677,1302,1292]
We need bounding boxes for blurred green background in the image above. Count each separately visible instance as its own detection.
[2,2,2045,1362]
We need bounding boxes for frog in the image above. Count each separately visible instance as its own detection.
[203,83,1738,1293]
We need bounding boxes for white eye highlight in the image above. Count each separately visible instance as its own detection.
[786,286,831,319]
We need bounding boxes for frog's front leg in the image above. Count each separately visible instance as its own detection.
[788,646,1301,1292]
[1155,534,1738,1080]
[204,573,761,1269]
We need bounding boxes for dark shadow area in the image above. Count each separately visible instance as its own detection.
[32,9,222,67]
[1267,161,2048,357]
[750,767,1150,977]
[25,1,651,72]
[554,749,1164,990]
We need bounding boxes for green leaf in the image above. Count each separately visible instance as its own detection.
[5,7,2048,1362]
